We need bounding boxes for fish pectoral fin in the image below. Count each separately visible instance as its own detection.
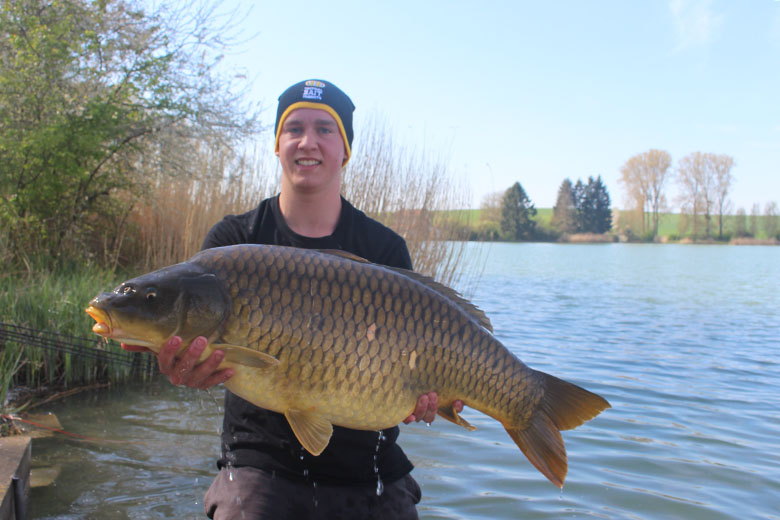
[212,344,280,369]
[285,409,333,456]
[437,403,477,431]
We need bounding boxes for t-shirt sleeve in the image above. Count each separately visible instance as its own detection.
[382,235,413,270]
[201,214,250,250]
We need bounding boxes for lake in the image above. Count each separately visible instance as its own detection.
[28,243,780,519]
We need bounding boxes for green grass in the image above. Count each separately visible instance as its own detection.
[1,263,153,411]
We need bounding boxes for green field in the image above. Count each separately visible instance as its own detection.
[438,208,778,242]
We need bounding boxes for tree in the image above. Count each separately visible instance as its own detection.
[619,149,672,238]
[551,179,578,234]
[711,154,735,239]
[500,182,537,240]
[750,203,760,238]
[0,0,258,262]
[677,152,735,239]
[574,176,612,234]
[733,208,748,237]
[764,202,779,239]
[677,152,706,238]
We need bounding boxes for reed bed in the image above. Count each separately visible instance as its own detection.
[0,266,155,411]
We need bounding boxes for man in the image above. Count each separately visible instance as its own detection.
[123,79,462,519]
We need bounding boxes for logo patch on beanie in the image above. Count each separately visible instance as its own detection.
[302,80,325,100]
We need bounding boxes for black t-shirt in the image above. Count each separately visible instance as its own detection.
[201,195,414,486]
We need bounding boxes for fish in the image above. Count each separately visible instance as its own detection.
[86,244,609,487]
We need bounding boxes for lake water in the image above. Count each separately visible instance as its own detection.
[28,243,780,519]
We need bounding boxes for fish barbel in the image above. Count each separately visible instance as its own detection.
[86,244,609,487]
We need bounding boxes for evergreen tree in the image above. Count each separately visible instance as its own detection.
[574,176,612,233]
[552,179,578,234]
[500,182,537,240]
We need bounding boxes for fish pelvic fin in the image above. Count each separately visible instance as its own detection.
[212,344,279,369]
[437,402,477,431]
[285,409,334,456]
[507,372,610,488]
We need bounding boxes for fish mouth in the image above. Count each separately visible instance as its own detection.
[85,305,112,336]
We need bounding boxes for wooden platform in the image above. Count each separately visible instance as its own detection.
[0,435,31,520]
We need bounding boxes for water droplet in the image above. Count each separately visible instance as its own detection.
[425,421,431,427]
[376,475,384,496]
[228,471,234,482]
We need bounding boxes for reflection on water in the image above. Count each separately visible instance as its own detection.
[29,243,780,519]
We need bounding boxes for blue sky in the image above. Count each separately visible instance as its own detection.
[212,0,779,211]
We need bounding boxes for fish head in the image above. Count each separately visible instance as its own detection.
[86,262,228,351]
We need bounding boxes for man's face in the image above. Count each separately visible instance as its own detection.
[276,108,348,195]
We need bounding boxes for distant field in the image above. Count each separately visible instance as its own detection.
[438,208,777,240]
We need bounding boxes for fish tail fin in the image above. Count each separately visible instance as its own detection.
[504,372,610,488]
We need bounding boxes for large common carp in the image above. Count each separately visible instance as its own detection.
[86,244,609,487]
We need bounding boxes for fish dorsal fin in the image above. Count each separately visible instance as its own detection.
[212,344,280,369]
[387,267,493,333]
[285,409,334,456]
[318,249,493,333]
[317,249,371,263]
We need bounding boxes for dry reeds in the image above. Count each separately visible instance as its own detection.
[128,115,481,291]
[343,115,481,290]
[130,140,278,270]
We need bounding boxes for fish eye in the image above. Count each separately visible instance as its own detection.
[144,288,158,302]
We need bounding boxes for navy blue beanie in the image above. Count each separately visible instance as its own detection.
[274,80,355,163]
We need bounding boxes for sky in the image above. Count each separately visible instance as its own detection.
[206,0,779,211]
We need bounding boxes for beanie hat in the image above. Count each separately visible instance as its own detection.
[274,79,355,164]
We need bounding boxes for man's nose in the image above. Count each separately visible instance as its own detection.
[298,128,317,149]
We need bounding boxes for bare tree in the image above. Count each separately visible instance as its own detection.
[733,207,748,237]
[677,152,707,238]
[710,154,735,239]
[764,201,778,239]
[750,203,761,237]
[619,149,672,238]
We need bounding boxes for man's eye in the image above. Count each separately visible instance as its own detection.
[318,127,333,134]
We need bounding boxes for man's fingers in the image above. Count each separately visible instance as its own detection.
[421,392,438,423]
[195,367,235,390]
[187,349,228,388]
[157,336,183,374]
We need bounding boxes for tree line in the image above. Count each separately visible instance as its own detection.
[478,148,777,243]
[618,149,777,241]
[478,177,612,241]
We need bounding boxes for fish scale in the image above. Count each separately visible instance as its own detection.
[86,243,610,488]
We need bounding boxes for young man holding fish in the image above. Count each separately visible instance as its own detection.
[122,79,460,519]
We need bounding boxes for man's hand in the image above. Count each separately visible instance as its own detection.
[121,336,233,390]
[403,392,463,425]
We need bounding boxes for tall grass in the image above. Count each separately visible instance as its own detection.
[0,265,154,410]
